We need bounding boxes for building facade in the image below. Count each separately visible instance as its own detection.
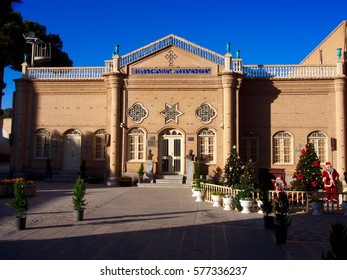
[10,21,347,184]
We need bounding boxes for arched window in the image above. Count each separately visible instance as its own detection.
[94,129,106,160]
[34,129,51,159]
[240,131,259,163]
[128,128,145,161]
[198,129,216,163]
[273,131,293,164]
[308,131,328,164]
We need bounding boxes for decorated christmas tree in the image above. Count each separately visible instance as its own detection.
[291,142,323,191]
[223,146,244,187]
[240,159,257,188]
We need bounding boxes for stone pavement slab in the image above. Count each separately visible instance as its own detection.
[0,181,346,260]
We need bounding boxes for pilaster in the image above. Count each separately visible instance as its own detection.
[221,72,243,165]
[334,76,347,179]
[104,72,123,185]
[10,79,30,177]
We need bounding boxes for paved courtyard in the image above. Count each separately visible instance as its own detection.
[1,179,346,260]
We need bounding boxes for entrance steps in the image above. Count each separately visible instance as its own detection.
[45,170,80,183]
[138,174,189,188]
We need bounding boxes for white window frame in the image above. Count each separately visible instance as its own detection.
[128,128,145,161]
[198,129,216,163]
[34,129,51,159]
[273,131,293,164]
[94,129,106,161]
[308,131,328,164]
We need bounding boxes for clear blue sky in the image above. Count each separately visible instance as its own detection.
[2,0,347,109]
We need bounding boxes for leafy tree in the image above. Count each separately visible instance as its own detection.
[291,142,323,191]
[0,1,73,114]
[0,0,24,113]
[223,145,244,187]
[1,108,12,118]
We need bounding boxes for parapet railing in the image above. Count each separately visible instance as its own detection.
[198,182,347,214]
[26,64,337,80]
[243,64,336,79]
[27,66,106,80]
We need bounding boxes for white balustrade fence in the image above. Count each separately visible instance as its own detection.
[27,63,338,80]
[199,182,347,214]
[243,64,336,79]
[27,67,106,80]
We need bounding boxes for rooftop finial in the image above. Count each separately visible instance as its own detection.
[113,44,120,56]
[337,48,342,59]
[226,42,231,54]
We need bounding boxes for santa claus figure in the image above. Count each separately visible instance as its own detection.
[273,176,286,191]
[322,162,339,201]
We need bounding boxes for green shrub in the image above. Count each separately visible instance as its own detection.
[72,177,87,211]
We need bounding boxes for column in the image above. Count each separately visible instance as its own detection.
[104,72,123,185]
[334,76,347,178]
[221,72,243,165]
[10,78,29,177]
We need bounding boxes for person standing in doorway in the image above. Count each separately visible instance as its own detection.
[322,162,339,202]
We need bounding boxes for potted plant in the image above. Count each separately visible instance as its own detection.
[193,186,204,202]
[238,160,257,214]
[211,191,222,207]
[274,191,291,243]
[7,182,29,230]
[311,193,324,216]
[259,188,274,229]
[222,194,234,210]
[72,177,87,221]
[138,163,145,183]
[322,222,347,259]
[342,200,347,216]
[119,175,133,186]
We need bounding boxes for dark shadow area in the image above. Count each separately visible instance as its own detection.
[1,207,346,260]
[239,79,281,173]
[1,182,347,260]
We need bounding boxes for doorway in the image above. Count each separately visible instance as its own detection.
[63,129,82,171]
[159,129,184,174]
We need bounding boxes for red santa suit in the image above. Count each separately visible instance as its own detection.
[273,176,286,191]
[322,162,339,201]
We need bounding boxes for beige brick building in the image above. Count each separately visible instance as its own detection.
[10,21,347,184]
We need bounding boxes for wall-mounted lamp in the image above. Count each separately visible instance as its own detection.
[220,123,224,129]
[337,48,342,59]
[120,122,127,129]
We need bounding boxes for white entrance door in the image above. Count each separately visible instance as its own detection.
[159,129,184,174]
[63,130,81,171]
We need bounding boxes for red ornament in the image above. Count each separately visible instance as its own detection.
[313,161,319,167]
[301,149,306,154]
[297,174,303,180]
[312,181,317,188]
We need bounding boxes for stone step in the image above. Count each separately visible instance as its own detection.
[137,182,189,188]
[45,171,80,183]
[138,174,188,187]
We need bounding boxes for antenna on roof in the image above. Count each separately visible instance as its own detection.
[23,32,51,66]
